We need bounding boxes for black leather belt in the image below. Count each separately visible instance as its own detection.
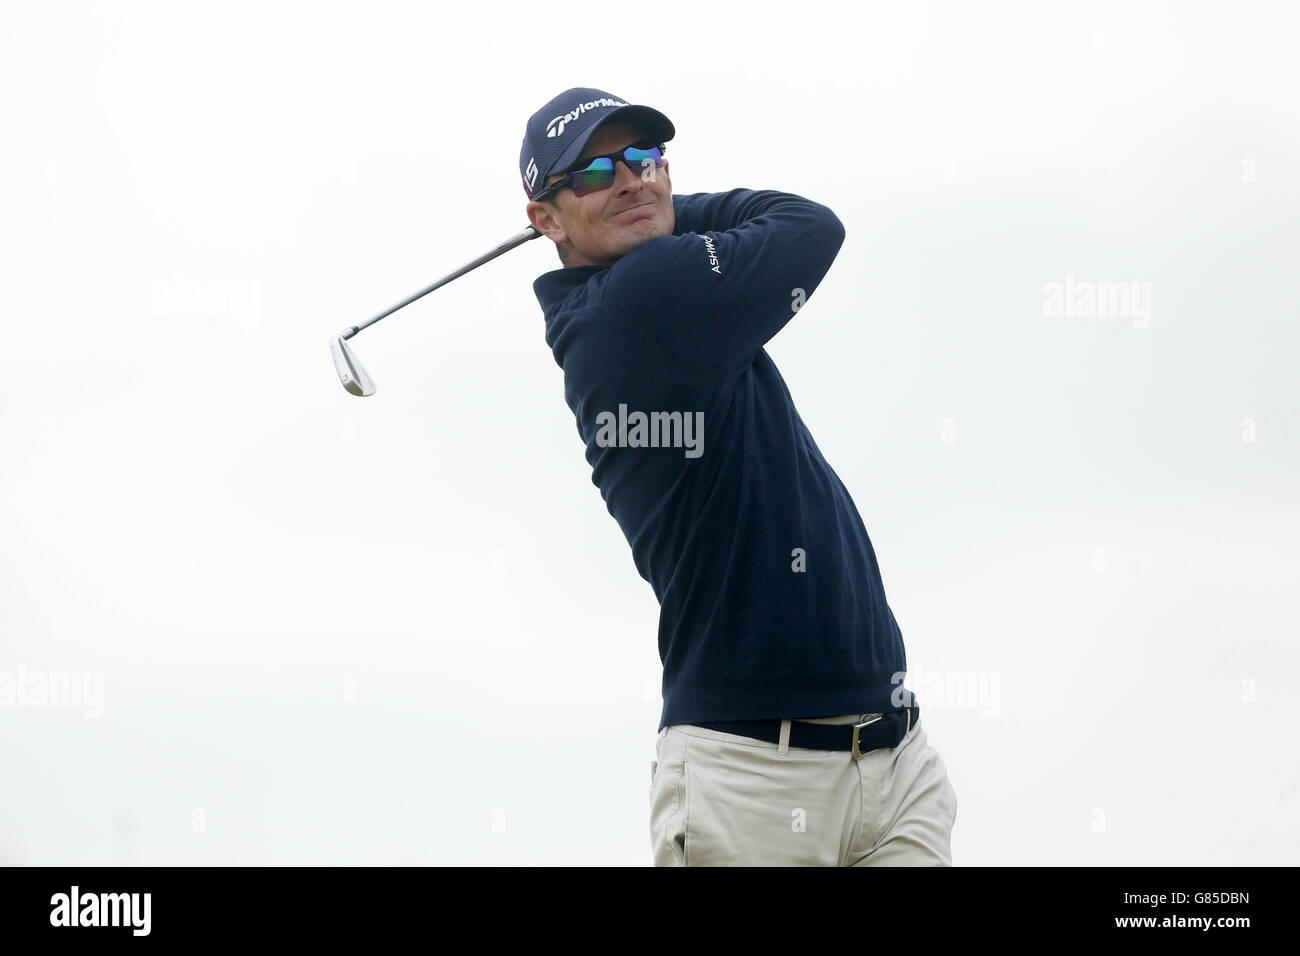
[690,704,919,760]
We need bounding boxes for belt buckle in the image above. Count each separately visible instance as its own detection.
[851,714,883,760]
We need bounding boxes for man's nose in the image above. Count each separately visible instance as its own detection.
[614,156,651,192]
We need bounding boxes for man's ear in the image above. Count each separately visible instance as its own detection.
[527,200,567,245]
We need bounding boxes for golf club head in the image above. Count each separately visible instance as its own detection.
[331,334,376,397]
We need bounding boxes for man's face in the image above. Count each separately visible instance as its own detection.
[526,121,674,268]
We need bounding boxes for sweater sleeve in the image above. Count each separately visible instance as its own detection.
[602,188,846,373]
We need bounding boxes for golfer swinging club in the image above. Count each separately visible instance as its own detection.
[521,87,958,866]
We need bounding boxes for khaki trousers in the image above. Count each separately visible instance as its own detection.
[649,713,957,866]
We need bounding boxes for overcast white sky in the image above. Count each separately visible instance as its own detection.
[2,0,1296,865]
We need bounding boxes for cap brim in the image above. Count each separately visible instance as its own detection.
[549,104,675,180]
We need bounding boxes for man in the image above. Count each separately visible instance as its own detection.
[520,88,958,866]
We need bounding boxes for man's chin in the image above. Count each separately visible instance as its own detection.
[619,218,669,245]
[587,219,670,265]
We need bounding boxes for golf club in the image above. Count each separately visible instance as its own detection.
[331,224,543,396]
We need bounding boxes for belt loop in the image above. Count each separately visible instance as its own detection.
[777,719,791,756]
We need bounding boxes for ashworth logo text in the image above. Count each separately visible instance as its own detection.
[701,234,721,274]
[595,404,704,459]
[50,886,151,936]
[546,97,628,138]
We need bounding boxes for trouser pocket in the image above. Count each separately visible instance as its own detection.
[649,729,686,866]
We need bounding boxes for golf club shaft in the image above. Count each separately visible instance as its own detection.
[343,225,542,339]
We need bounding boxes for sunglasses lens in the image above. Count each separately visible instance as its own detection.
[625,144,663,168]
[571,157,615,196]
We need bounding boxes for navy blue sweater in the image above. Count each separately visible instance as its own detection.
[533,189,907,732]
